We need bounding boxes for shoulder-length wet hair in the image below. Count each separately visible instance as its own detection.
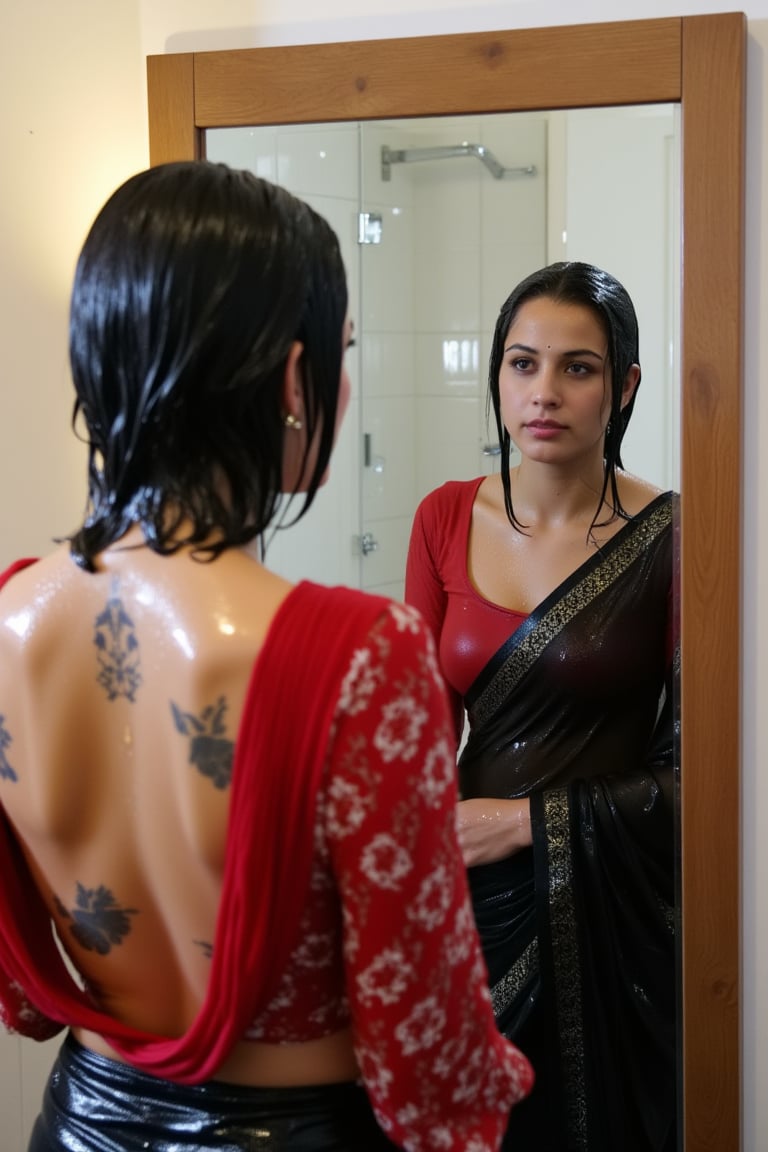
[67,160,348,570]
[487,260,641,533]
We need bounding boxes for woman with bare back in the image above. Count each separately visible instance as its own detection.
[0,160,532,1151]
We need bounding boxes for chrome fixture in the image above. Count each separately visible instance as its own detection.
[381,143,537,182]
[360,532,379,556]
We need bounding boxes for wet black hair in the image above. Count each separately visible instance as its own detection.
[67,160,348,570]
[487,260,641,534]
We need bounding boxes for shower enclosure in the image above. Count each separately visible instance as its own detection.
[207,106,677,598]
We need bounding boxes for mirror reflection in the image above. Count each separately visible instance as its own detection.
[409,258,681,1149]
[208,106,681,1149]
[206,105,678,599]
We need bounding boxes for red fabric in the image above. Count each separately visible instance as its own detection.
[405,479,675,741]
[0,566,384,1080]
[0,562,534,1146]
[405,479,528,740]
[0,558,37,587]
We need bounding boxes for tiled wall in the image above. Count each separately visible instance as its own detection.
[561,105,679,491]
[359,114,546,598]
[208,113,548,600]
[208,122,364,592]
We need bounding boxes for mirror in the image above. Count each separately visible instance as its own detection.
[146,15,745,1148]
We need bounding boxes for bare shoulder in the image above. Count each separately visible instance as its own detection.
[0,547,71,643]
[0,547,59,597]
[615,469,667,517]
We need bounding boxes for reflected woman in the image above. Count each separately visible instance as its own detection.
[406,262,678,1152]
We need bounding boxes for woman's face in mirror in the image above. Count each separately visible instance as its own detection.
[499,297,640,468]
[499,298,611,465]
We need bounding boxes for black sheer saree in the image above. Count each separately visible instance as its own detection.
[460,492,679,1152]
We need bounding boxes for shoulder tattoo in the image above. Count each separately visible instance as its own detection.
[170,696,233,790]
[0,715,17,781]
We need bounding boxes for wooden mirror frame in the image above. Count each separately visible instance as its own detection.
[146,15,745,1150]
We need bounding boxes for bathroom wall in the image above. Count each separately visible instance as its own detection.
[208,113,549,599]
[207,121,364,590]
[210,105,675,599]
[356,113,547,597]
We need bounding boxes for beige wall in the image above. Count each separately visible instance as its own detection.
[0,7,148,1141]
[0,2,147,563]
[0,1,766,1147]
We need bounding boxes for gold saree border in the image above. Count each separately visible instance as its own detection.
[490,938,539,1017]
[544,787,588,1150]
[470,499,674,730]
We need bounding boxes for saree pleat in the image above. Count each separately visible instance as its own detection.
[460,493,679,1152]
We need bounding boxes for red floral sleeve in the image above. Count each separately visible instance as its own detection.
[325,602,533,1151]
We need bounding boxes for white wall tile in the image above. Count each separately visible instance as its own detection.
[480,240,548,333]
[276,123,358,199]
[362,332,415,400]
[205,125,278,180]
[359,514,413,591]
[414,332,481,399]
[414,246,480,333]
[409,171,481,253]
[414,395,485,503]
[359,205,415,332]
[478,116,548,241]
[361,395,417,520]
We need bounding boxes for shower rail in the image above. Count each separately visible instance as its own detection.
[381,143,537,182]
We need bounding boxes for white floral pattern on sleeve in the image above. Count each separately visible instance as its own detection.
[326,604,533,1151]
[245,604,532,1145]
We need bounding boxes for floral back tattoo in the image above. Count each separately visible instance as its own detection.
[171,696,234,790]
[54,884,138,955]
[93,580,142,702]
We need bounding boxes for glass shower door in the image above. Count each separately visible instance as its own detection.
[356,114,546,599]
[204,113,549,596]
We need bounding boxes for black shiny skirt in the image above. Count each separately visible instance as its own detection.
[29,1034,400,1151]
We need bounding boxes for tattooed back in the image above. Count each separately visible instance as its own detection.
[0,534,359,1084]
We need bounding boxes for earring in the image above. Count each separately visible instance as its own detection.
[283,412,303,431]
